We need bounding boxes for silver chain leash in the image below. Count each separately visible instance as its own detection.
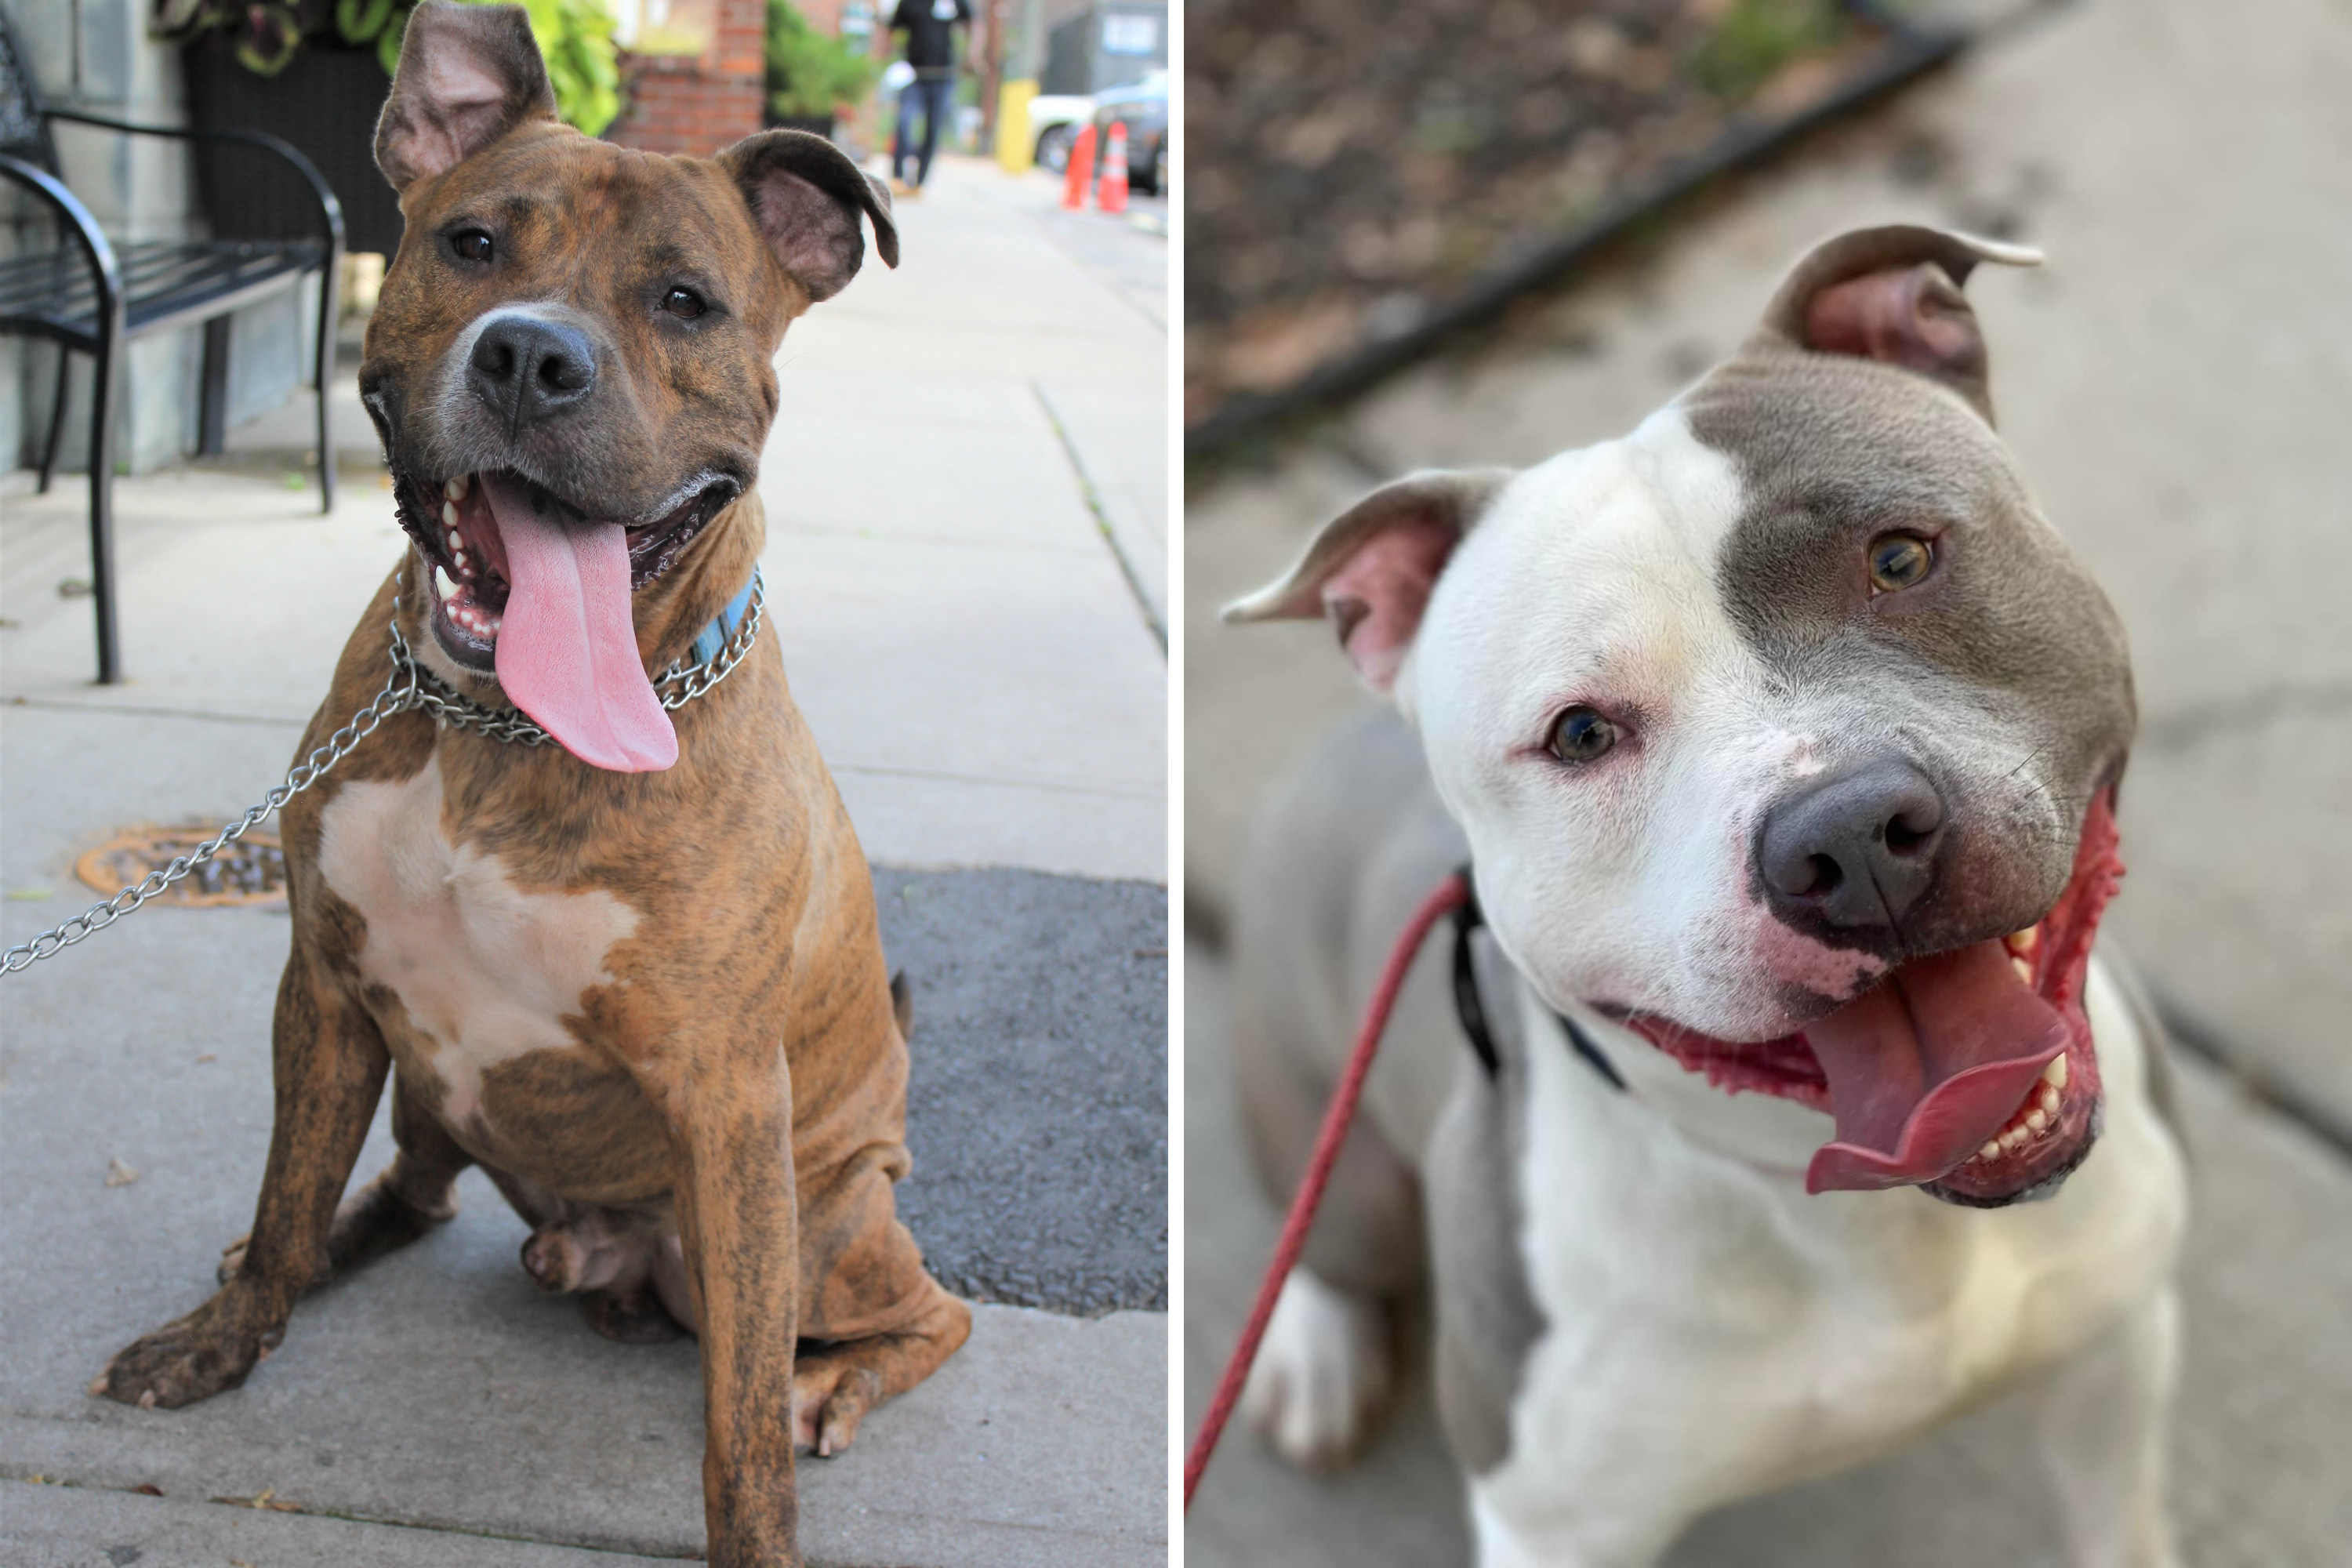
[1,571,763,975]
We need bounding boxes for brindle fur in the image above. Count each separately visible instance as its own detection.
[93,9,967,1565]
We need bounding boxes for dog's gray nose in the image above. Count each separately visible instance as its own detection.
[468,315,597,429]
[1759,758,1946,931]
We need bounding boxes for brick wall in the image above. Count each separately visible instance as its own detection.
[605,0,769,157]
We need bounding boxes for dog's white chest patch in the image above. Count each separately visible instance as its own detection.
[1474,960,2184,1551]
[318,755,637,1126]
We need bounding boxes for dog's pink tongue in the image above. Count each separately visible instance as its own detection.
[483,474,677,772]
[1803,942,2066,1194]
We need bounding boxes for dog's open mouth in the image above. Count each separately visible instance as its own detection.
[1628,790,2124,1207]
[392,463,737,773]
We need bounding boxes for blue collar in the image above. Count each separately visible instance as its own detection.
[690,571,760,668]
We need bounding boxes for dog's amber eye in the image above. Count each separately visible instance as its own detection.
[1548,706,1617,765]
[1867,532,1935,593]
[451,229,493,263]
[663,286,707,319]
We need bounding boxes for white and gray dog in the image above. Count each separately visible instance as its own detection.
[1222,226,2188,1567]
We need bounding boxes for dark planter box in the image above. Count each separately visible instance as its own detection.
[182,35,405,257]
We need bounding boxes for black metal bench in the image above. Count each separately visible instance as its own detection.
[0,7,342,684]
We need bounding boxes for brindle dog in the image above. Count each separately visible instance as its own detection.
[89,6,969,1563]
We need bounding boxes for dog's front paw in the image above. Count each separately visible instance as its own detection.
[91,1292,281,1410]
[1241,1269,1392,1472]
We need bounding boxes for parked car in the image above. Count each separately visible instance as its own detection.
[1029,93,1095,172]
[1090,70,1167,194]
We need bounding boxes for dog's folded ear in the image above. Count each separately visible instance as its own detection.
[1222,469,1513,696]
[1756,225,2041,423]
[720,131,901,303]
[374,1,557,193]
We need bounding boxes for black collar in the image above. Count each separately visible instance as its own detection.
[1450,865,1626,1092]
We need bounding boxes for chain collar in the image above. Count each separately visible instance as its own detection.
[2,567,763,974]
[388,566,765,746]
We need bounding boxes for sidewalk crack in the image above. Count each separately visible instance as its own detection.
[1033,383,1167,652]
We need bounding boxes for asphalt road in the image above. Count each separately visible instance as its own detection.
[877,866,1169,1315]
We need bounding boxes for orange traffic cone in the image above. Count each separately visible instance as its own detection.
[1062,123,1097,210]
[1098,121,1129,215]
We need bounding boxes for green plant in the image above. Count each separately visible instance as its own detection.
[152,0,622,137]
[151,0,316,73]
[1690,0,1850,102]
[766,0,878,121]
[509,0,622,133]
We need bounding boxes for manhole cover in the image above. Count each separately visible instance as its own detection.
[76,826,288,906]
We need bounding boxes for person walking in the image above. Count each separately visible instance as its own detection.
[886,0,972,197]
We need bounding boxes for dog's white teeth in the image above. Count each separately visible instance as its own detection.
[2010,955,2034,985]
[448,527,464,552]
[1975,1057,2077,1168]
[453,549,470,572]
[445,475,468,502]
[2005,925,2040,956]
[434,564,456,601]
[443,500,460,528]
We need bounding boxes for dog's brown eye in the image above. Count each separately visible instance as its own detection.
[1867,532,1935,593]
[663,286,706,319]
[1548,706,1617,765]
[451,229,493,263]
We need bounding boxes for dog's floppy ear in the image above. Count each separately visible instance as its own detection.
[1222,469,1513,696]
[719,130,901,303]
[1756,225,2040,423]
[374,1,556,193]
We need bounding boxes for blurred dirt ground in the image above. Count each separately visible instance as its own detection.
[1184,0,1900,429]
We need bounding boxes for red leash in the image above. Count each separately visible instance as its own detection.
[1183,871,1473,1509]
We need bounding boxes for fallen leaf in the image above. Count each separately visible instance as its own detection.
[105,1159,140,1188]
[194,1054,217,1065]
[5,887,51,901]
[133,1483,162,1496]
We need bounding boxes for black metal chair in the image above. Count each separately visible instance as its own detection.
[0,7,342,684]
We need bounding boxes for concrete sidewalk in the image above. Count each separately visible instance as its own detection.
[1,155,1166,1565]
[1185,0,2352,1560]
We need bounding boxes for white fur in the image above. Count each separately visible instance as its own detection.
[1470,954,2187,1566]
[1241,1268,1395,1471]
[318,754,637,1128]
[1406,406,2074,1043]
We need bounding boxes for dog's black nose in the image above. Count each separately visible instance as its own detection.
[1758,757,1946,931]
[467,315,597,429]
